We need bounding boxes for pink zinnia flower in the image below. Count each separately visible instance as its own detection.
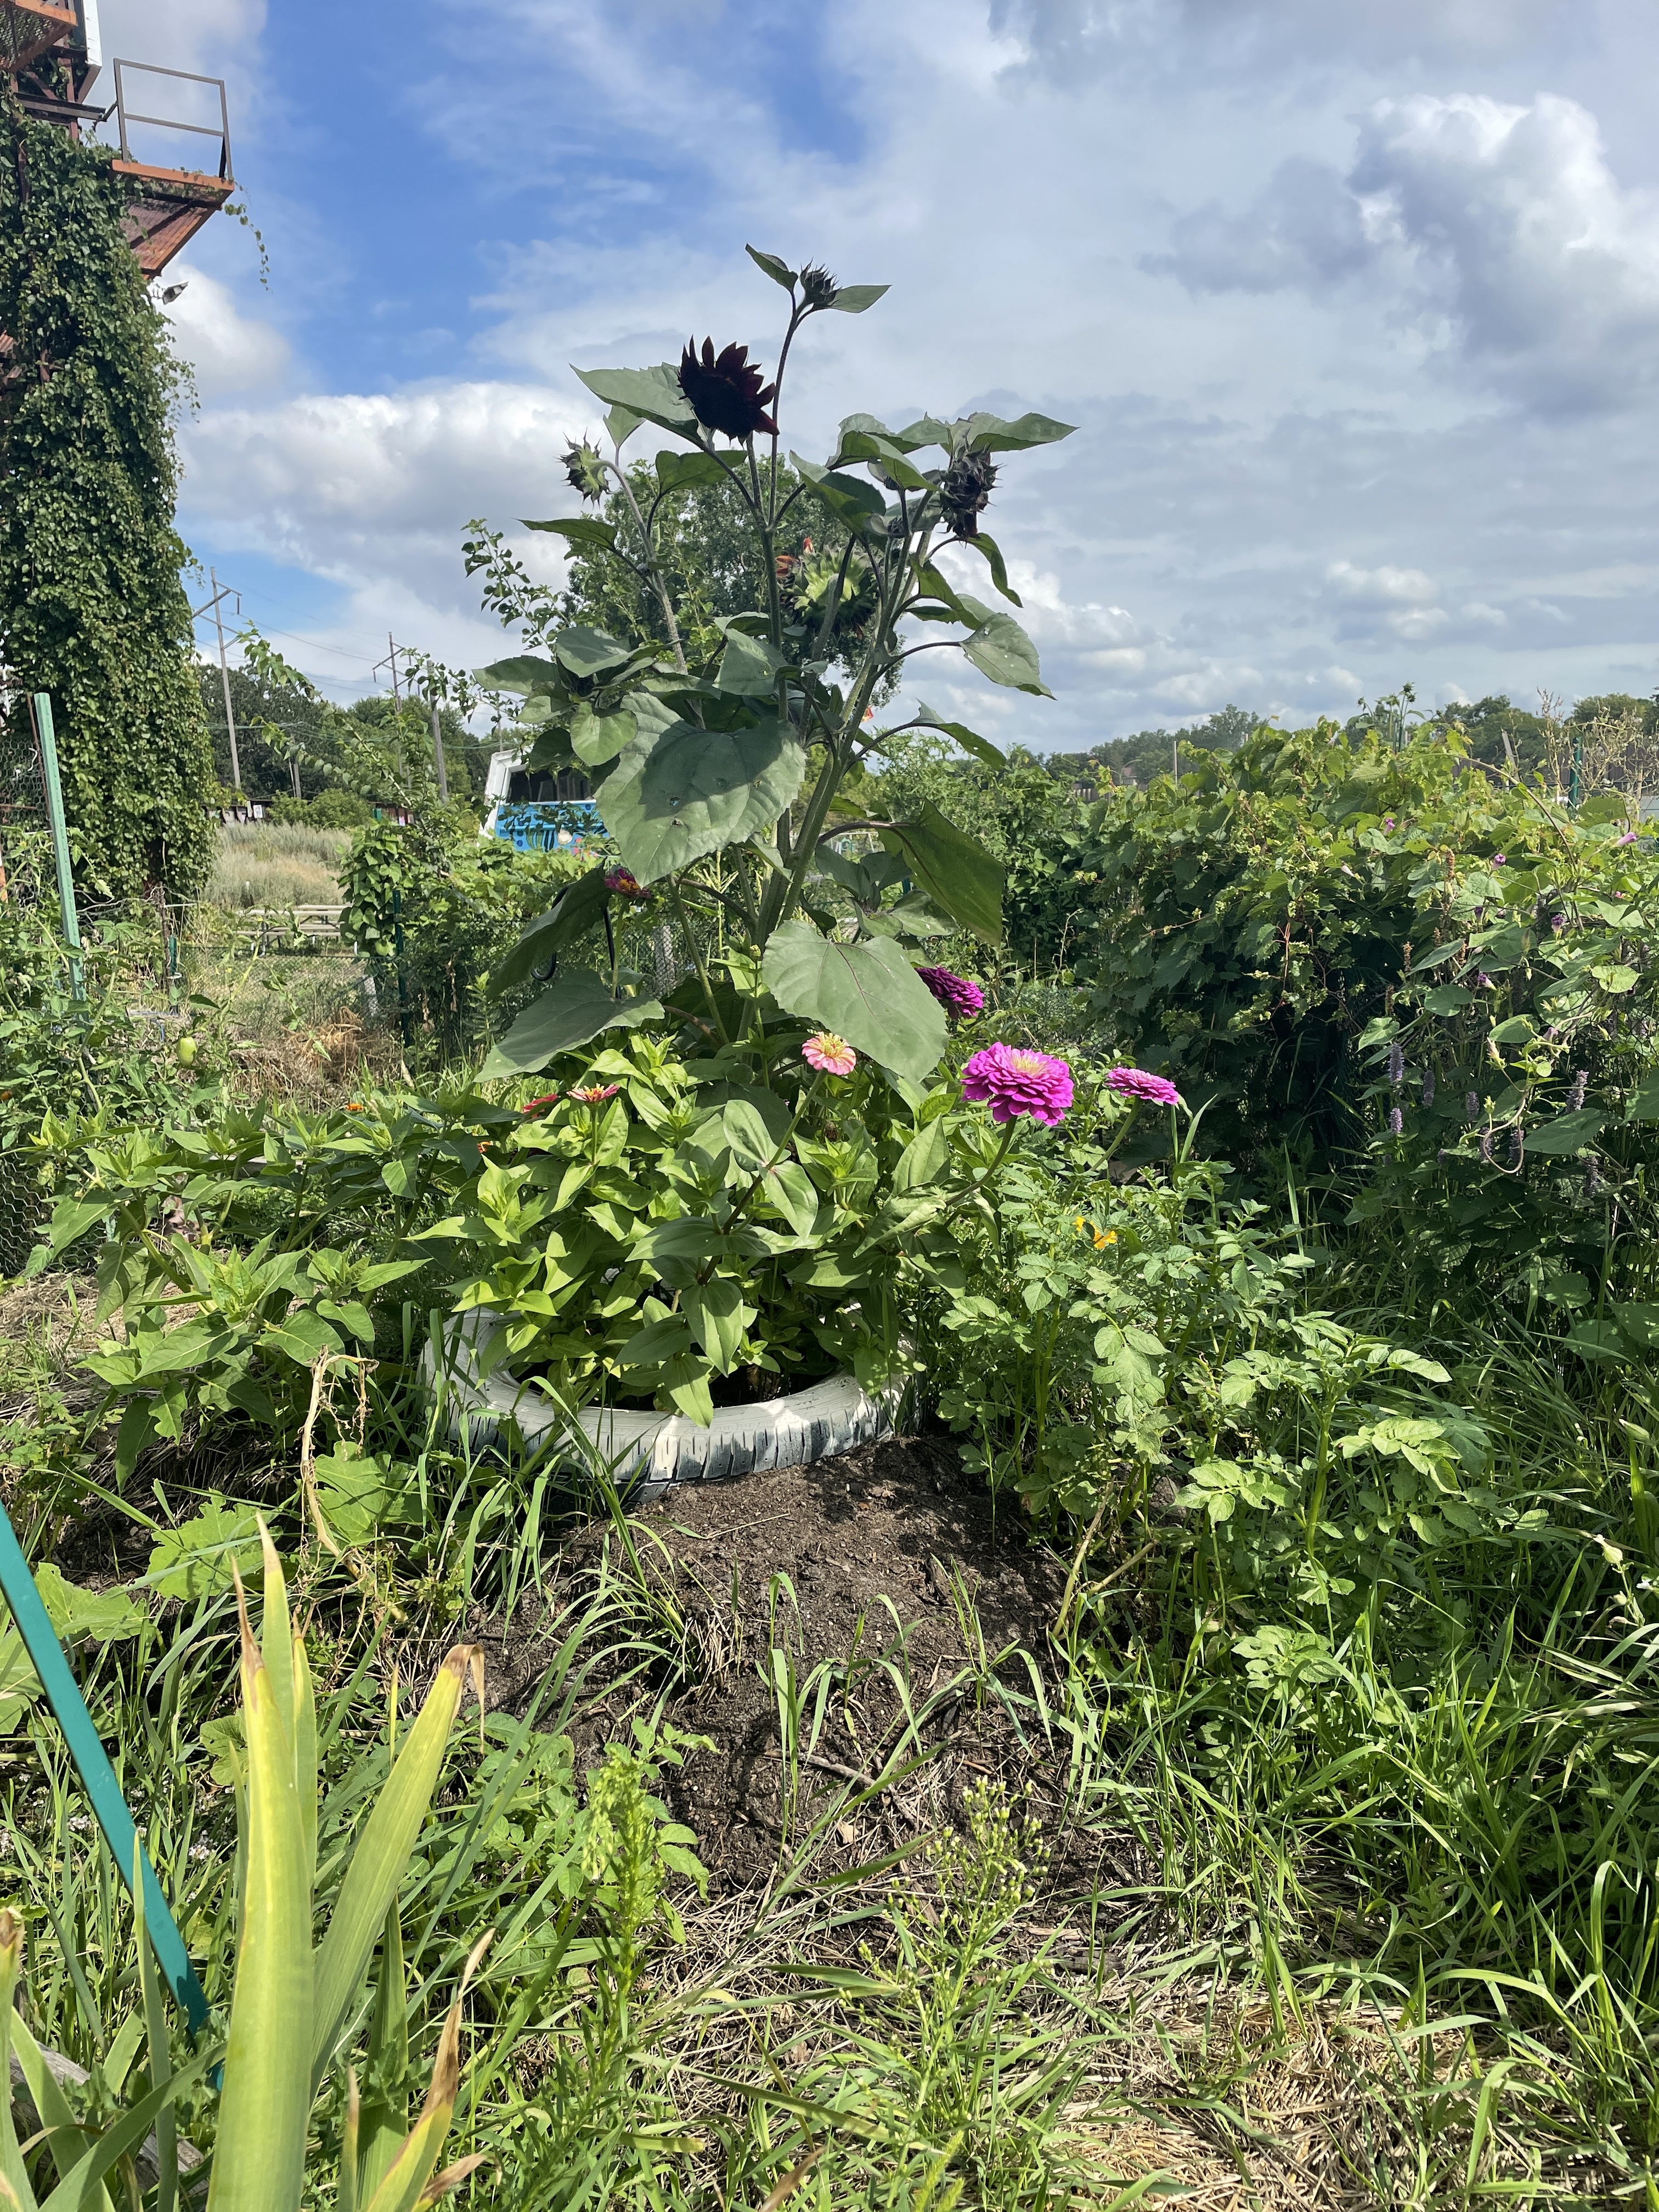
[916,966,985,1019]
[961,1043,1073,1126]
[569,1082,619,1104]
[520,1092,560,1114]
[1105,1066,1183,1109]
[604,866,648,900]
[803,1032,857,1076]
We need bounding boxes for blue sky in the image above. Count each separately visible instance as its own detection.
[99,0,1659,750]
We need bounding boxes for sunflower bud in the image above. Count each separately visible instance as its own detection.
[799,263,839,309]
[940,445,998,539]
[563,439,607,503]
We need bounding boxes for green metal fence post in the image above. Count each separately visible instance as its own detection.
[29,692,84,1002]
[0,1497,209,2033]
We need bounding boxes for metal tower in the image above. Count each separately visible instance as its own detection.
[2,1,234,279]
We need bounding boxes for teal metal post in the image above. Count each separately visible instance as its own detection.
[0,1497,210,2033]
[30,693,84,1002]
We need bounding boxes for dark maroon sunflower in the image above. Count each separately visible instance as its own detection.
[678,338,778,441]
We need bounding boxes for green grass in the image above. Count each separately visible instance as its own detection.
[3,1172,1657,2204]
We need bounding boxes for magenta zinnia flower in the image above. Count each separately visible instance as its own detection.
[1105,1066,1183,1109]
[961,1043,1073,1126]
[916,966,985,1019]
[604,866,648,901]
[803,1032,857,1076]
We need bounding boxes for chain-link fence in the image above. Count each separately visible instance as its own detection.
[0,686,53,1276]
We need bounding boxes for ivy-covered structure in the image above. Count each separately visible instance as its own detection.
[0,86,218,899]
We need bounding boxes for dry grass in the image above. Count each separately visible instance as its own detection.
[207,822,352,911]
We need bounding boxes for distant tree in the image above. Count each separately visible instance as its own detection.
[1046,703,1260,792]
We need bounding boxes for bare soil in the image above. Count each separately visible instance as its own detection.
[477,1428,1088,1895]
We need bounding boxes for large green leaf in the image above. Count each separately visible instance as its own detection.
[555,625,632,678]
[959,409,1077,451]
[789,454,888,528]
[601,718,807,884]
[487,868,610,998]
[569,702,636,765]
[954,532,1022,605]
[473,655,563,696]
[522,516,618,555]
[572,363,697,437]
[834,430,933,490]
[824,284,889,314]
[963,612,1051,697]
[911,702,1007,767]
[655,449,730,493]
[716,629,794,697]
[1521,1109,1605,1155]
[880,804,1005,945]
[746,244,797,290]
[761,924,947,1084]
[480,971,663,1077]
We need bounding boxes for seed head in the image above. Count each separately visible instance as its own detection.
[1567,1069,1588,1111]
[940,445,998,539]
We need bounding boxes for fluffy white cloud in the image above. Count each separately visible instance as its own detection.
[1150,92,1659,413]
[183,381,580,577]
[1353,94,1659,410]
[161,266,288,397]
[991,0,1573,82]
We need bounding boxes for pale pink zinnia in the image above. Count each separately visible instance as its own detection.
[1106,1066,1183,1109]
[803,1032,857,1075]
[961,1043,1073,1126]
[569,1082,619,1103]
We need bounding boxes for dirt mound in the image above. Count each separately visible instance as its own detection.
[505,1431,1079,1893]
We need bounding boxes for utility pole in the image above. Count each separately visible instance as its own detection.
[429,691,449,802]
[193,569,242,793]
[375,633,402,708]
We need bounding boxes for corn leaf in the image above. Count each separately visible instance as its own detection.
[0,1914,37,2212]
[310,1647,479,2088]
[207,1593,312,2212]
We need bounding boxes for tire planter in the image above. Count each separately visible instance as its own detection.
[424,1311,907,1505]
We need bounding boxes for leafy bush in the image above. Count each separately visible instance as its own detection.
[1063,721,1659,1188]
[339,816,585,1062]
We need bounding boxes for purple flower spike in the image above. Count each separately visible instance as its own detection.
[1387,1040,1404,1089]
[1106,1066,1184,1109]
[1567,1069,1588,1111]
[1465,1091,1480,1120]
[961,1043,1074,1127]
[916,966,985,1019]
[1389,1106,1404,1136]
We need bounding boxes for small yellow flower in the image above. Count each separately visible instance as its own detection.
[1100,1228,1118,1246]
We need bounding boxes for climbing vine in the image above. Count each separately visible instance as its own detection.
[0,94,216,901]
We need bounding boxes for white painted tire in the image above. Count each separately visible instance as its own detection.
[423,1311,906,1503]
